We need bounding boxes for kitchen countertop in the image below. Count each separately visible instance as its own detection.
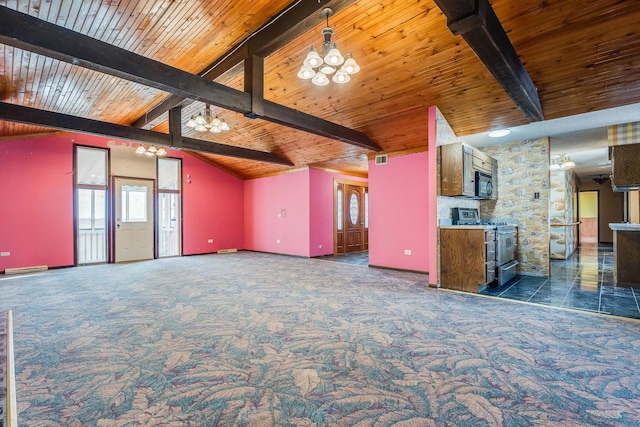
[439,225,497,230]
[609,223,640,287]
[609,223,640,231]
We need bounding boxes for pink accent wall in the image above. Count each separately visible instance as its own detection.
[0,135,76,271]
[181,154,244,254]
[368,151,430,272]
[0,134,244,272]
[244,171,310,256]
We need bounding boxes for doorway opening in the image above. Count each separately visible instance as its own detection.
[579,190,598,246]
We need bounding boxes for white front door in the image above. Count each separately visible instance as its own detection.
[114,177,154,262]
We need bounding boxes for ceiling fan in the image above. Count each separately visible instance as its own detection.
[593,175,610,184]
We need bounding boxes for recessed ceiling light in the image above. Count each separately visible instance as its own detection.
[488,129,511,138]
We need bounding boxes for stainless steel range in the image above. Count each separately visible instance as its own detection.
[494,225,518,286]
[451,208,518,287]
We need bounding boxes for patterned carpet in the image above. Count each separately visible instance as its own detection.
[1,251,639,426]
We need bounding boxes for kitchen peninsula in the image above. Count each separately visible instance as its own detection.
[609,223,640,287]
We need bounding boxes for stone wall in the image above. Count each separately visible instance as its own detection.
[480,138,550,276]
[549,169,579,259]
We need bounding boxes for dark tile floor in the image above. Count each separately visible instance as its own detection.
[319,246,640,320]
[481,244,640,320]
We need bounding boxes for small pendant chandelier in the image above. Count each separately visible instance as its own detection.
[297,8,360,86]
[135,145,167,157]
[186,104,231,133]
[550,154,575,170]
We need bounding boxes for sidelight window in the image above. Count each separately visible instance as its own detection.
[75,146,108,264]
[157,157,181,257]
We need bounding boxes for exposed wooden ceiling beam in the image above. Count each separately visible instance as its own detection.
[132,0,357,128]
[0,5,380,152]
[434,0,544,122]
[130,49,248,128]
[0,102,293,166]
[261,101,379,150]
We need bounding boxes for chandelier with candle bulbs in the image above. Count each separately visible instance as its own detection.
[297,8,360,86]
[186,104,231,133]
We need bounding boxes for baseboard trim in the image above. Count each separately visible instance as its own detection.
[217,248,238,254]
[4,265,48,275]
[368,264,429,277]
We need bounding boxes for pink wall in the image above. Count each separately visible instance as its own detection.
[0,134,244,272]
[368,151,430,272]
[181,154,244,254]
[309,169,367,257]
[244,170,311,256]
[0,135,76,271]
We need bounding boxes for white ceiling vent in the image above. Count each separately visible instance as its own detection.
[374,154,388,165]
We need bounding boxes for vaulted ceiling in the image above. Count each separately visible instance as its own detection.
[1,0,639,179]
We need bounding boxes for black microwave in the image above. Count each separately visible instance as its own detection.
[475,171,493,198]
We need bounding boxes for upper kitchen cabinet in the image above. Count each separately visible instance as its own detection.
[441,142,497,200]
[610,143,640,191]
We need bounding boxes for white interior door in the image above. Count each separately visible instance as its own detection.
[114,177,154,262]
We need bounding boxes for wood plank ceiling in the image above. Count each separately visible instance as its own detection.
[1,0,640,179]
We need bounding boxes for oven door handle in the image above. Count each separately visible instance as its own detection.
[501,260,519,270]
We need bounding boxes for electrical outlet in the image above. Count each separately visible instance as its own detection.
[0,251,10,257]
[404,249,412,255]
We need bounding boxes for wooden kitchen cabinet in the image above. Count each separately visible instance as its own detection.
[440,227,496,293]
[440,142,497,199]
[610,143,640,191]
[441,142,475,197]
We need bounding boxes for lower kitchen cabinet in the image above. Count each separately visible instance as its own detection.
[440,227,496,293]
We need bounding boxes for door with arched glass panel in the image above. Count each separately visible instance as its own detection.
[345,186,364,252]
[334,180,368,254]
